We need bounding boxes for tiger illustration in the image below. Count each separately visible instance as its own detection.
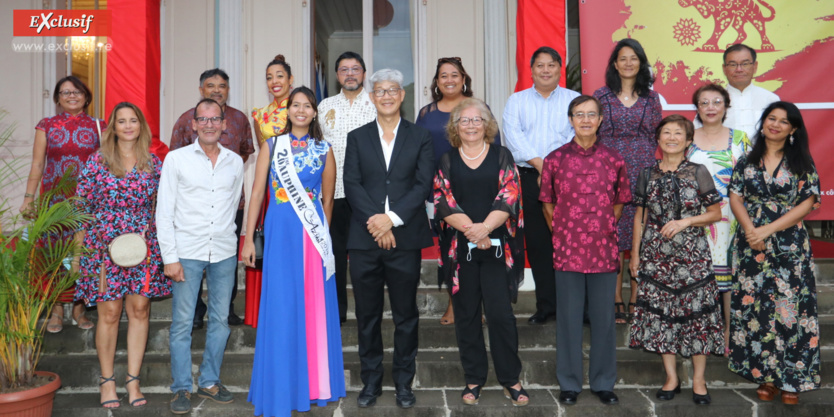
[678,0,776,51]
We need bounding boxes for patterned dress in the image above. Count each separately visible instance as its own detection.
[249,134,345,415]
[594,87,663,251]
[728,155,821,393]
[686,129,751,291]
[252,98,288,143]
[74,153,170,305]
[629,161,724,357]
[35,112,103,302]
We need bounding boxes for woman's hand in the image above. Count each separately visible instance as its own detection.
[19,196,35,218]
[463,222,490,243]
[629,255,640,280]
[745,225,773,247]
[241,239,256,268]
[475,237,492,250]
[660,218,690,239]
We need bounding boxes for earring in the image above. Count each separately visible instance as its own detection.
[434,87,439,96]
[790,134,794,145]
[462,84,467,93]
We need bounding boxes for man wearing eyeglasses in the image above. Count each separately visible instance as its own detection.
[343,69,434,409]
[169,68,255,328]
[318,52,377,324]
[720,44,779,142]
[157,98,244,415]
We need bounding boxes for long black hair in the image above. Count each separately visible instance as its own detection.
[747,101,815,177]
[604,38,654,97]
[279,86,324,143]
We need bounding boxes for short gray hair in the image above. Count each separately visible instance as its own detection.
[369,68,404,88]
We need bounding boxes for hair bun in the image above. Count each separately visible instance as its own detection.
[274,54,285,62]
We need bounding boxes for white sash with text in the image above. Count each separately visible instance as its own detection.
[272,135,335,279]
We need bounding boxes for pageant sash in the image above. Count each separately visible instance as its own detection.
[272,135,336,280]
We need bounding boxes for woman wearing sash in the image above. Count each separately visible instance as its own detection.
[242,86,344,415]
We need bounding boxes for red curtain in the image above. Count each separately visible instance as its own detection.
[105,0,168,160]
[514,0,567,92]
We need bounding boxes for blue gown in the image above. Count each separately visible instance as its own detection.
[248,134,345,416]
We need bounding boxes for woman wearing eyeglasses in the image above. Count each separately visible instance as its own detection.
[417,57,500,325]
[20,75,103,334]
[433,98,525,406]
[593,39,663,325]
[686,83,750,354]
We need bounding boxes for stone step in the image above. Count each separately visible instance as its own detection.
[49,388,834,417]
[40,314,834,355]
[817,259,834,284]
[38,349,834,392]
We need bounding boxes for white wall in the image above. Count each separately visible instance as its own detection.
[1,0,46,228]
[160,0,215,145]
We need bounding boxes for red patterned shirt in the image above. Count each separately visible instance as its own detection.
[539,140,631,273]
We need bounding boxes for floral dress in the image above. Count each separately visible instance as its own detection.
[433,144,524,300]
[727,155,821,393]
[594,87,663,251]
[252,98,288,143]
[629,161,724,357]
[74,152,170,305]
[686,129,751,291]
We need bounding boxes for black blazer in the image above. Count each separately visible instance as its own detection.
[344,119,435,251]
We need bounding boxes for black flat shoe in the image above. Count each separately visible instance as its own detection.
[655,379,681,401]
[357,385,381,408]
[395,384,416,409]
[227,312,244,326]
[591,390,619,405]
[527,311,555,325]
[693,391,711,405]
[559,390,579,405]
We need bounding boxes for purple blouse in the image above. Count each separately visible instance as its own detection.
[539,140,631,273]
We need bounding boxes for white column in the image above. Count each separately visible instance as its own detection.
[484,0,511,128]
[218,0,243,110]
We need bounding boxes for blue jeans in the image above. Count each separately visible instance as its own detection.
[169,256,236,392]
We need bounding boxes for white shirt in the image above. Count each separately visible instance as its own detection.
[725,84,779,143]
[502,86,580,168]
[156,141,244,264]
[319,88,377,199]
[376,119,404,227]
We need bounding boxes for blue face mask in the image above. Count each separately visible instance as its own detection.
[466,238,503,261]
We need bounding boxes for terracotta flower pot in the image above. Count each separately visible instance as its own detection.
[0,371,61,417]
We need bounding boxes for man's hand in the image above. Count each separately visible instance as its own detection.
[367,213,394,238]
[375,229,397,250]
[164,262,185,282]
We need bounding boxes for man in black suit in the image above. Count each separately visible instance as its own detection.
[343,68,434,409]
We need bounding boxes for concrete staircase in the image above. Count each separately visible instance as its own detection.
[43,260,834,416]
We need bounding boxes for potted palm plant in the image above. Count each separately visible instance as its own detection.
[0,111,90,416]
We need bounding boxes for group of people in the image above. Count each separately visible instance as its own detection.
[19,38,820,416]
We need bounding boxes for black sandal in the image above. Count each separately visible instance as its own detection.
[461,385,482,405]
[503,385,529,406]
[125,373,147,407]
[614,302,627,324]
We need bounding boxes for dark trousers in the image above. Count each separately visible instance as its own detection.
[350,247,421,388]
[519,168,556,315]
[330,198,351,323]
[195,208,243,319]
[555,271,617,393]
[452,247,522,387]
